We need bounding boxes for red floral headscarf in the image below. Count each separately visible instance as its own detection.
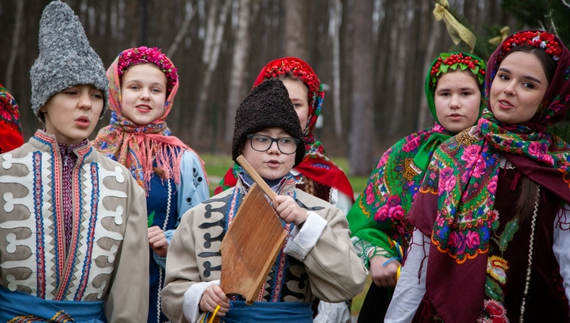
[0,84,24,153]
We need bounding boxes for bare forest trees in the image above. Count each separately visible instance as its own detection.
[5,0,24,91]
[284,0,310,60]
[191,0,232,140]
[329,0,343,138]
[1,0,518,167]
[224,0,251,145]
[348,0,374,175]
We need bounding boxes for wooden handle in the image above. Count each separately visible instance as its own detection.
[236,155,277,200]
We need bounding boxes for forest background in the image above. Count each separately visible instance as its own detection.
[1,0,569,181]
[3,0,570,318]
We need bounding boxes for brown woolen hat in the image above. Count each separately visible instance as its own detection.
[232,78,305,167]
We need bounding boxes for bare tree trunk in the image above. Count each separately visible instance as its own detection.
[387,0,409,139]
[330,0,342,138]
[167,1,196,57]
[348,0,374,176]
[140,0,149,45]
[5,0,24,90]
[284,0,309,59]
[191,0,231,142]
[417,16,444,131]
[224,0,251,145]
[202,0,219,65]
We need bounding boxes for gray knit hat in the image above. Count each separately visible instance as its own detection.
[232,78,305,167]
[30,0,108,123]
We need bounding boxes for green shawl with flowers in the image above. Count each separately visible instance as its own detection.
[348,52,486,265]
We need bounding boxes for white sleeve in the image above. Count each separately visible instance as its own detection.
[183,280,220,323]
[329,188,353,215]
[284,211,327,260]
[313,301,351,323]
[385,229,429,323]
[553,204,570,305]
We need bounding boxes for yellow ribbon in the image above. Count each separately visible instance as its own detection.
[199,305,222,323]
[433,0,477,52]
[208,306,221,323]
[488,26,510,46]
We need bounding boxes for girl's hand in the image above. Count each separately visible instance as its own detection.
[200,284,230,316]
[370,255,401,288]
[272,195,308,226]
[148,226,168,257]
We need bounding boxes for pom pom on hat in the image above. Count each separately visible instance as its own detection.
[30,0,108,123]
[232,78,305,167]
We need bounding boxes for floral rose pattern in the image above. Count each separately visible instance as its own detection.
[477,299,508,323]
[356,123,453,249]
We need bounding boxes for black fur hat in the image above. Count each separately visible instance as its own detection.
[232,78,305,166]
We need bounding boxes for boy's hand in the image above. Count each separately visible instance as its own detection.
[148,226,168,257]
[200,284,230,316]
[370,255,400,288]
[272,195,308,226]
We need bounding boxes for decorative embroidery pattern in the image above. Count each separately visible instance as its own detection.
[0,131,134,309]
[32,151,47,299]
[495,217,519,253]
[485,276,504,303]
[7,311,73,323]
[403,158,421,181]
[478,299,508,323]
[268,220,294,302]
[56,147,89,301]
[74,163,100,301]
[193,167,203,188]
[487,255,509,285]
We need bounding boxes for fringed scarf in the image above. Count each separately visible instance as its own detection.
[349,52,486,253]
[410,30,570,323]
[216,57,353,199]
[93,47,205,192]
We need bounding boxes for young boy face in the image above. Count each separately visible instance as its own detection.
[40,85,103,145]
[242,127,298,180]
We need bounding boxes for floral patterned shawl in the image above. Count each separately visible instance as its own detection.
[410,30,570,322]
[348,52,486,261]
[215,57,353,199]
[0,84,24,153]
[93,47,205,192]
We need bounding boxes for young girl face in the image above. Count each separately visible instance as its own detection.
[41,85,103,145]
[282,78,309,131]
[242,127,297,180]
[434,70,481,133]
[490,51,549,124]
[121,64,167,126]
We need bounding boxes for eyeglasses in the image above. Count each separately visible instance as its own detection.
[247,134,300,154]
